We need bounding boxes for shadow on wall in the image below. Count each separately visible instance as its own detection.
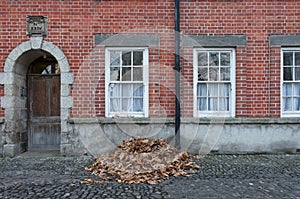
[0,118,4,156]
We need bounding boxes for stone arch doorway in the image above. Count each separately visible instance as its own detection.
[0,37,73,157]
[27,52,61,151]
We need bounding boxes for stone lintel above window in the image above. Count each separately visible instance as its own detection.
[94,33,159,47]
[270,35,300,47]
[183,35,247,47]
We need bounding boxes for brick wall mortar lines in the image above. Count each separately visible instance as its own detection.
[1,1,300,118]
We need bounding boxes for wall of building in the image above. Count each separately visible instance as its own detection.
[0,0,300,156]
[65,118,300,156]
[180,0,300,117]
[2,1,299,118]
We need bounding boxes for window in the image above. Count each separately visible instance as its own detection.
[281,48,300,116]
[194,48,235,117]
[105,48,149,117]
[29,56,60,74]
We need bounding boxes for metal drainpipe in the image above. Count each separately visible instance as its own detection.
[174,0,181,149]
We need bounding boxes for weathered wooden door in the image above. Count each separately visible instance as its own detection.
[28,75,60,151]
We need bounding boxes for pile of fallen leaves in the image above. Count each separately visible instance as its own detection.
[84,137,200,184]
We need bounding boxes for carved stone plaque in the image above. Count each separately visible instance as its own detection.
[26,16,48,36]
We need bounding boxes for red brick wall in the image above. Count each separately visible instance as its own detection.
[181,0,300,117]
[1,0,300,118]
[0,0,176,118]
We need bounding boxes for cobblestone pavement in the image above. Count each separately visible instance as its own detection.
[0,153,300,199]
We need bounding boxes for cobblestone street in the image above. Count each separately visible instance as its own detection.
[0,153,300,198]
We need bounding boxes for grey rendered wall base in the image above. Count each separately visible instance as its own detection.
[3,116,298,156]
[64,118,175,156]
[183,119,300,154]
[65,117,300,156]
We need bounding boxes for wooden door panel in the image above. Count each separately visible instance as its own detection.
[28,75,60,151]
[31,78,48,116]
[29,123,60,150]
[49,77,60,116]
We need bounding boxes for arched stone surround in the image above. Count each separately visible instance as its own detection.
[0,36,73,157]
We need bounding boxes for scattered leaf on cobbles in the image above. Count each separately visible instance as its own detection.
[84,137,200,184]
[82,179,102,184]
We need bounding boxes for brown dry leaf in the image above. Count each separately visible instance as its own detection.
[82,178,102,184]
[85,137,200,184]
[147,180,158,185]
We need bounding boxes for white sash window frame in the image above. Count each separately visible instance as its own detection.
[281,48,300,117]
[193,48,236,118]
[105,47,149,118]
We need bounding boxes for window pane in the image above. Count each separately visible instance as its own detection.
[122,98,130,111]
[133,85,144,112]
[110,84,120,97]
[133,67,143,81]
[198,67,208,81]
[110,99,120,112]
[295,67,300,80]
[110,51,120,67]
[220,67,230,81]
[110,67,120,81]
[294,83,300,96]
[293,97,300,110]
[133,98,143,112]
[41,65,51,74]
[133,51,143,66]
[283,97,292,111]
[133,84,143,97]
[220,52,230,66]
[283,83,292,97]
[122,51,131,66]
[209,52,219,66]
[109,83,121,112]
[219,83,230,97]
[197,83,207,97]
[208,84,218,97]
[219,97,229,111]
[209,67,219,81]
[197,83,208,111]
[198,98,207,111]
[198,52,207,66]
[283,52,293,66]
[295,52,300,66]
[122,84,131,97]
[283,67,293,81]
[122,67,132,81]
[208,98,218,111]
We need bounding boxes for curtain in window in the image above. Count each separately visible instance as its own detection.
[197,84,207,111]
[133,84,143,112]
[207,84,218,111]
[110,83,121,112]
[283,83,291,111]
[110,83,143,113]
[122,84,131,112]
[295,83,300,111]
[218,83,230,111]
[197,83,229,111]
[283,83,300,111]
